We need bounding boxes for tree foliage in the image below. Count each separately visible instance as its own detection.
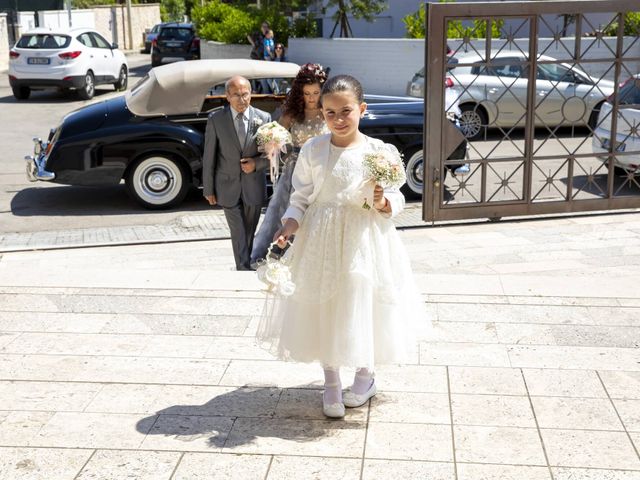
[192,0,315,44]
[603,12,640,36]
[161,0,185,22]
[326,0,388,37]
[402,2,425,39]
[402,1,503,39]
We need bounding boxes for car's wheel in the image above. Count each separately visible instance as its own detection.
[12,86,30,100]
[588,101,605,131]
[114,65,128,91]
[458,104,488,140]
[126,155,190,209]
[78,71,95,100]
[401,148,424,200]
[150,48,161,67]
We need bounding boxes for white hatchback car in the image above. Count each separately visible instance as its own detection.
[8,27,128,100]
[593,75,640,174]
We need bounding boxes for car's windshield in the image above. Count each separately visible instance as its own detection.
[159,28,193,40]
[619,78,640,105]
[17,34,70,49]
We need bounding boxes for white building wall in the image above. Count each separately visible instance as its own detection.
[288,37,640,96]
[38,10,95,30]
[0,13,8,72]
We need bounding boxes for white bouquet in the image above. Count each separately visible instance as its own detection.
[361,144,406,209]
[255,242,296,297]
[255,121,292,182]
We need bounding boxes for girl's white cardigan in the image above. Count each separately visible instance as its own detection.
[282,133,406,225]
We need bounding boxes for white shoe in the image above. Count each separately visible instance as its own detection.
[323,402,346,418]
[343,381,377,408]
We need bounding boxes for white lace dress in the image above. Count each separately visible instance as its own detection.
[257,137,425,369]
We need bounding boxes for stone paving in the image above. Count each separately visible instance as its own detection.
[0,212,639,479]
[0,204,425,253]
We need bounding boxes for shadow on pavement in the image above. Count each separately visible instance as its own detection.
[137,386,362,449]
[0,87,121,104]
[10,184,210,216]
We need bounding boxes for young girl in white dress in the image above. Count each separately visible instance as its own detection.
[257,75,425,418]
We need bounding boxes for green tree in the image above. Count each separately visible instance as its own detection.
[403,1,503,39]
[161,0,186,22]
[403,2,425,38]
[603,11,640,36]
[326,0,388,38]
[192,1,254,43]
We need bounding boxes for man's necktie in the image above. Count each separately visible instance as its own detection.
[236,112,246,147]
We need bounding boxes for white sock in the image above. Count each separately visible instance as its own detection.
[323,366,342,405]
[351,367,374,395]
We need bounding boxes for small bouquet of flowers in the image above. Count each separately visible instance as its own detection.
[361,144,406,209]
[255,121,292,182]
[255,241,296,297]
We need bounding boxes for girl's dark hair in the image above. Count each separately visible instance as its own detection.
[282,63,327,123]
[320,74,364,104]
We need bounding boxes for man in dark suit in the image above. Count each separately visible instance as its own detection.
[202,76,271,271]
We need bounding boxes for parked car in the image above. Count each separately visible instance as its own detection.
[8,27,128,100]
[406,44,458,97]
[142,23,162,54]
[592,74,640,175]
[150,23,200,68]
[408,51,615,140]
[25,59,466,207]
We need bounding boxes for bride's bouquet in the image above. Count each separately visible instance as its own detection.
[255,121,292,182]
[361,144,406,209]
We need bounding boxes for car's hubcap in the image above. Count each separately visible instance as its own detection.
[405,150,423,195]
[120,68,127,84]
[133,157,182,205]
[459,110,482,138]
[148,170,170,191]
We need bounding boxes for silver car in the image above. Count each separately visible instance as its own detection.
[408,51,615,140]
[593,75,640,174]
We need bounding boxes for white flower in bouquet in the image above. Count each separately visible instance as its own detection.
[256,121,292,182]
[256,242,296,297]
[361,144,406,209]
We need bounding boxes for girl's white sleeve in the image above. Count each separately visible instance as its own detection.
[282,143,314,225]
[381,186,405,219]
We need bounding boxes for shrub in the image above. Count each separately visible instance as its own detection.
[192,1,254,44]
[603,12,640,36]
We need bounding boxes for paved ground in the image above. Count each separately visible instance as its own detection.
[0,211,639,479]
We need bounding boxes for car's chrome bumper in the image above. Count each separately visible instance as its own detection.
[25,137,55,182]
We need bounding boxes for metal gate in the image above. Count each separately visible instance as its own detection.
[424,0,640,222]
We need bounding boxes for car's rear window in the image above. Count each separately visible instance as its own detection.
[619,78,640,105]
[17,34,70,49]
[158,28,193,40]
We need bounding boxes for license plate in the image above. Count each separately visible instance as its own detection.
[28,57,50,65]
[166,42,182,47]
[602,138,626,152]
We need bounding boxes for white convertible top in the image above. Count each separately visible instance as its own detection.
[125,59,301,117]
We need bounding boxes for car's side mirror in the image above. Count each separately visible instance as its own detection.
[111,43,118,49]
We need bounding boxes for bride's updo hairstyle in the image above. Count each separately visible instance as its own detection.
[282,63,328,123]
[320,74,364,105]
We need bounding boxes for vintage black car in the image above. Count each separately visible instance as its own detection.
[26,59,466,208]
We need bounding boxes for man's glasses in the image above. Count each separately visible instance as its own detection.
[230,93,250,101]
